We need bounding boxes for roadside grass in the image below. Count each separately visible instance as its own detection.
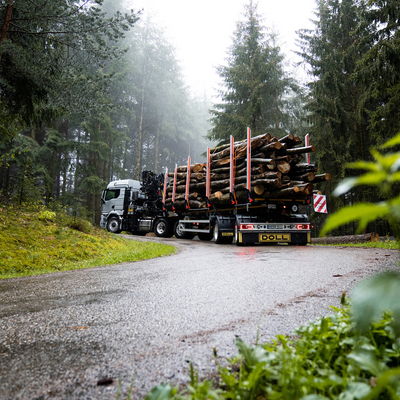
[0,204,175,279]
[312,241,399,250]
[143,305,400,400]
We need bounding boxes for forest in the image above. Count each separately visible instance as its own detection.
[0,0,399,225]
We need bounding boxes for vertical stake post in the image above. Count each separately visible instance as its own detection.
[305,134,311,164]
[229,135,235,204]
[185,156,191,208]
[162,167,168,210]
[246,127,251,192]
[206,148,211,205]
[172,164,177,204]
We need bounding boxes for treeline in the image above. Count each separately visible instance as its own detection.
[0,0,210,221]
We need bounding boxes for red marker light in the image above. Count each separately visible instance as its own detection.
[239,224,254,230]
[296,224,310,230]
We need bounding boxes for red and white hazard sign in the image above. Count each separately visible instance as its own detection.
[313,194,328,213]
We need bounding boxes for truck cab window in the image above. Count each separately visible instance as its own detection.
[105,189,120,201]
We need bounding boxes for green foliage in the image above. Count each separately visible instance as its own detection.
[144,307,400,399]
[320,133,400,237]
[37,210,56,222]
[352,272,400,334]
[320,133,400,342]
[0,204,175,279]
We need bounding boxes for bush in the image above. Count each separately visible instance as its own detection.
[37,210,56,222]
[64,216,93,234]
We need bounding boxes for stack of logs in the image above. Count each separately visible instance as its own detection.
[164,133,331,209]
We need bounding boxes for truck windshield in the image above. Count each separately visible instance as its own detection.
[104,189,120,201]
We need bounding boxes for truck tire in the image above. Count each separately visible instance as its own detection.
[198,232,213,241]
[106,217,121,234]
[213,221,233,244]
[154,218,173,238]
[174,221,195,240]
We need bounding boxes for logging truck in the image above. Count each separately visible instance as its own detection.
[100,131,330,245]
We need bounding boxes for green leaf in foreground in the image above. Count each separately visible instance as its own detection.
[351,271,400,334]
[381,132,400,149]
[320,202,390,236]
[144,384,175,400]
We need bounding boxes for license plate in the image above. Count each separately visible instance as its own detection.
[259,233,291,242]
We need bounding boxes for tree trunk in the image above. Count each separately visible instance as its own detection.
[0,0,14,43]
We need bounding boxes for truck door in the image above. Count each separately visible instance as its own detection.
[102,188,125,216]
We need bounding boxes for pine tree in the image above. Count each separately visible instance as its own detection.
[298,0,371,181]
[357,0,400,142]
[209,0,292,144]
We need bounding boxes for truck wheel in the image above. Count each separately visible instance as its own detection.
[198,232,213,241]
[154,218,173,238]
[174,221,195,240]
[106,217,121,234]
[213,221,233,244]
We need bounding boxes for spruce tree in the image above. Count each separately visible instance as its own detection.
[298,0,371,181]
[209,0,291,144]
[357,0,400,143]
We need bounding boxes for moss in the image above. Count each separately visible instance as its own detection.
[0,204,175,279]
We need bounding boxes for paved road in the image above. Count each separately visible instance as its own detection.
[0,237,398,399]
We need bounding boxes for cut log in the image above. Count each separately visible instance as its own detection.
[210,133,272,153]
[176,163,205,173]
[286,145,315,155]
[253,184,265,195]
[311,173,332,183]
[311,233,380,244]
[210,133,272,160]
[276,160,291,174]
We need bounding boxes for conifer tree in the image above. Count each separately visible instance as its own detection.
[298,0,371,182]
[357,0,400,142]
[209,0,291,144]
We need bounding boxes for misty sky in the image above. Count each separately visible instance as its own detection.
[127,0,316,97]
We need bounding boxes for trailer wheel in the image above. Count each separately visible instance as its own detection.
[174,221,195,240]
[106,217,121,234]
[198,232,213,241]
[154,218,173,238]
[213,221,233,244]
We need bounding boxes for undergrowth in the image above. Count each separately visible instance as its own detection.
[0,204,175,279]
[145,306,400,400]
[313,241,399,250]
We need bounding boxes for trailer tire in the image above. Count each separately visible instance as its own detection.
[154,218,173,238]
[106,217,121,234]
[198,232,213,241]
[174,221,195,240]
[213,221,233,244]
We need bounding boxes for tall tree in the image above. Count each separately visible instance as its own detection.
[298,0,371,182]
[356,0,400,143]
[209,0,292,143]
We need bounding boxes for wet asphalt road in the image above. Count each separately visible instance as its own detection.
[0,237,398,400]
